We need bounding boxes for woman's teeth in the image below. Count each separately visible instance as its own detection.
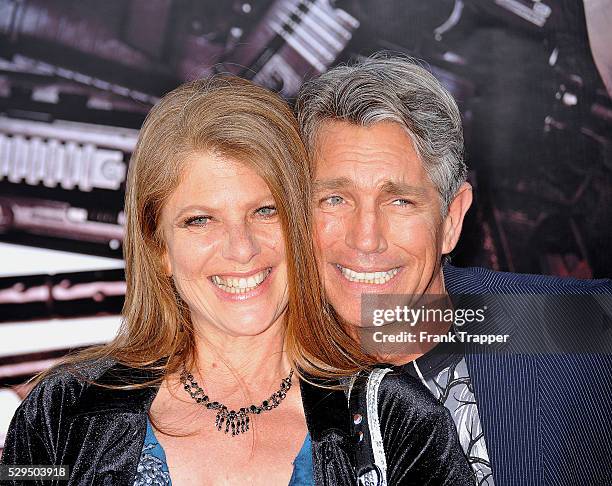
[211,268,271,294]
[337,265,399,284]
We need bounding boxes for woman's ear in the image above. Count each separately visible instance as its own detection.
[441,182,473,255]
[162,251,173,277]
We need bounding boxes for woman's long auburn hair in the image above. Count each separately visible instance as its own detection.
[32,75,375,390]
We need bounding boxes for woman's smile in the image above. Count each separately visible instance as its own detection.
[209,266,274,301]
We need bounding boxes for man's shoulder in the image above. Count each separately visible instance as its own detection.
[444,264,612,295]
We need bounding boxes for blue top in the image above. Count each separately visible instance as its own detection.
[133,417,313,485]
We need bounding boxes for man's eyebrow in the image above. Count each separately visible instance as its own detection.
[380,181,428,198]
[313,178,429,197]
[312,177,355,192]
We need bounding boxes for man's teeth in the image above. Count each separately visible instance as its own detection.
[337,265,399,284]
[211,268,271,294]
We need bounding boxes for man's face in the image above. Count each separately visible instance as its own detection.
[312,121,471,326]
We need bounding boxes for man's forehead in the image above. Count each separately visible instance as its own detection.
[313,120,422,164]
[312,122,431,190]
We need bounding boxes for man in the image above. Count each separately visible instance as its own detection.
[296,55,612,485]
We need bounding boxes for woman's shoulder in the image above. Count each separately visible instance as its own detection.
[375,367,474,484]
[17,357,118,421]
[376,368,451,421]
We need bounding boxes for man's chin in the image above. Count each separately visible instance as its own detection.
[329,289,381,327]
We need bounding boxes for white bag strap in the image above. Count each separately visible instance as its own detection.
[351,367,393,486]
[366,367,392,484]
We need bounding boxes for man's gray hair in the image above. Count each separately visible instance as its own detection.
[296,53,467,212]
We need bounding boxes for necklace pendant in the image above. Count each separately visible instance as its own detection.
[215,409,225,431]
[181,366,293,438]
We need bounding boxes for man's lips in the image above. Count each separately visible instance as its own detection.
[333,263,402,285]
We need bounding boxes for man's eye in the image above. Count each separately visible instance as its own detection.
[256,205,277,217]
[184,216,211,226]
[323,195,344,206]
[391,198,413,206]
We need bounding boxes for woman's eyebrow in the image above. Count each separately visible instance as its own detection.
[173,204,213,220]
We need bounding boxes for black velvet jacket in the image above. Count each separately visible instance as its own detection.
[1,359,473,485]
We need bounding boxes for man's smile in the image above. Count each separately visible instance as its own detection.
[334,263,401,285]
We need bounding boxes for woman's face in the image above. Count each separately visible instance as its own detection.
[160,152,288,338]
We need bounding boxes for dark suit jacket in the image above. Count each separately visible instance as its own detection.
[442,264,612,486]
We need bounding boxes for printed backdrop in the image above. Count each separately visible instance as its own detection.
[0,0,611,452]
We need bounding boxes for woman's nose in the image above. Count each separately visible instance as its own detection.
[222,223,261,263]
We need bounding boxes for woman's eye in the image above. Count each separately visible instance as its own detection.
[184,215,211,226]
[256,205,277,217]
[323,195,344,206]
[391,198,413,207]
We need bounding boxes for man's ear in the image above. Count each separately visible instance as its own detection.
[441,182,473,255]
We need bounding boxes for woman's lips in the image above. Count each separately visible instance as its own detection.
[209,267,274,301]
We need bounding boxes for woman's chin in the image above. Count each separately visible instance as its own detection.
[221,317,283,337]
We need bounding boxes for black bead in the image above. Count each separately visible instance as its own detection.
[262,400,268,407]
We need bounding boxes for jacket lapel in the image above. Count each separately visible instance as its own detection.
[75,361,162,417]
[299,377,352,441]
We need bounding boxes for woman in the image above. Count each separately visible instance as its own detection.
[1,76,472,485]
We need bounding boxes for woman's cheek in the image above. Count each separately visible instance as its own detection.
[257,224,286,254]
[169,232,219,280]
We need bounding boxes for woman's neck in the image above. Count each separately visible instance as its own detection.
[181,314,291,404]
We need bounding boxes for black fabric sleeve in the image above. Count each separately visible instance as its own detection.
[1,379,63,485]
[378,372,474,485]
[1,403,55,465]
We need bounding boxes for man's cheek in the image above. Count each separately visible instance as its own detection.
[392,216,438,247]
[315,212,345,247]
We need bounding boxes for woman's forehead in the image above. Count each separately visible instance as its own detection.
[165,153,273,211]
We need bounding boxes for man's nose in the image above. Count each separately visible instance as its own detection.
[222,223,260,263]
[345,207,388,254]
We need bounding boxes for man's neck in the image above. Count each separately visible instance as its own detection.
[376,267,451,366]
